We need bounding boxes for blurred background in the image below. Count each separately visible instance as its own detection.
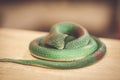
[0,0,120,39]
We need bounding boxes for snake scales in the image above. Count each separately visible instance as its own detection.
[0,22,106,69]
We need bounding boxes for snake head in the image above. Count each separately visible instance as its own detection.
[43,33,68,49]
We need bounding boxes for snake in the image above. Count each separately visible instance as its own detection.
[0,22,106,69]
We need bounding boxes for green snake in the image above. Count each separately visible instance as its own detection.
[0,22,106,69]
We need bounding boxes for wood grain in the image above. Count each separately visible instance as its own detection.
[0,28,120,80]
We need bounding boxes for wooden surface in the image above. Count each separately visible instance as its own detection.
[0,28,120,80]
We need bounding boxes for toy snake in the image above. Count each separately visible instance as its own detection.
[0,22,106,69]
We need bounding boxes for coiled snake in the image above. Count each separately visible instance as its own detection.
[0,22,106,69]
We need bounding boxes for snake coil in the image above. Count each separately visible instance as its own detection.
[0,22,106,69]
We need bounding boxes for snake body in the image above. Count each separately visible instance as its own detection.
[0,22,106,69]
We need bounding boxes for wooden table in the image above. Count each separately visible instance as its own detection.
[0,28,120,80]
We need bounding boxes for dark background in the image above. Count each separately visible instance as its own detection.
[0,0,119,38]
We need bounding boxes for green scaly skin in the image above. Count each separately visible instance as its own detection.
[0,22,106,69]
